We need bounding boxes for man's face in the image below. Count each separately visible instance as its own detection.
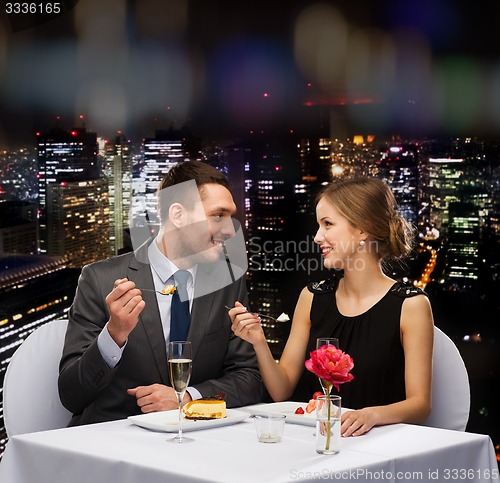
[179,183,237,264]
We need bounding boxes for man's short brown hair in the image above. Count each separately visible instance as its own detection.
[157,161,230,222]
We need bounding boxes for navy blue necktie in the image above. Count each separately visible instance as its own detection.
[170,270,191,342]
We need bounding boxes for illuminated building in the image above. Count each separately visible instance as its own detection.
[427,158,464,232]
[465,188,493,231]
[242,133,301,359]
[377,144,419,224]
[47,179,110,268]
[446,202,479,282]
[222,144,250,234]
[0,255,80,456]
[295,137,331,216]
[103,134,132,255]
[132,129,199,237]
[37,127,99,254]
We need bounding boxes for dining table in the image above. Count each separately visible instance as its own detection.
[0,402,498,483]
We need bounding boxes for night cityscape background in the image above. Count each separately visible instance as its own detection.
[1,0,499,463]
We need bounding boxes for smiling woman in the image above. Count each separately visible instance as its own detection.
[230,175,434,438]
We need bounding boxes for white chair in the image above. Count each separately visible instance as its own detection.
[423,326,470,431]
[3,319,72,437]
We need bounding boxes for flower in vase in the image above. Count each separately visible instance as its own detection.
[305,344,354,392]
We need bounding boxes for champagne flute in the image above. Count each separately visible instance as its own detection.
[168,341,193,443]
[316,338,339,396]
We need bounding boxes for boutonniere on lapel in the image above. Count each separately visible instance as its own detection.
[161,284,177,295]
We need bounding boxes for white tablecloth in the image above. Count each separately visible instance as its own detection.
[1,408,498,483]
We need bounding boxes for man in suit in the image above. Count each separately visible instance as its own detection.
[58,161,264,425]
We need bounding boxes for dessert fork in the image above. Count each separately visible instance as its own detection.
[137,288,175,295]
[224,306,290,323]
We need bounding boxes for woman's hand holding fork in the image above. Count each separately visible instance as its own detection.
[227,302,268,347]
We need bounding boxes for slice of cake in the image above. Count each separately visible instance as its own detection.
[182,394,226,420]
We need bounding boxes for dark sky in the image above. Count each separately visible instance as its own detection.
[1,0,500,147]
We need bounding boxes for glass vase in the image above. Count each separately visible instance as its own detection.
[315,394,341,455]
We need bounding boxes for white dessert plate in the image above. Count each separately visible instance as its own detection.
[243,401,350,427]
[243,402,317,426]
[128,408,249,433]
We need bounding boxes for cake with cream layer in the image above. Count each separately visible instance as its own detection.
[182,398,226,420]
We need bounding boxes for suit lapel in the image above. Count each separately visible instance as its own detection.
[129,240,169,384]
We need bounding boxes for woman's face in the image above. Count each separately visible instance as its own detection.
[314,197,363,270]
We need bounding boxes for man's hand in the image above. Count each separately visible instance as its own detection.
[127,384,193,413]
[105,278,145,347]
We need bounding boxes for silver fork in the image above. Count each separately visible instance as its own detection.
[138,288,174,295]
[224,306,289,323]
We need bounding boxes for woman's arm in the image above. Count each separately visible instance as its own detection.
[230,287,313,401]
[341,294,434,436]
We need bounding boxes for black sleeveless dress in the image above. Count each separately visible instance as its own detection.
[291,273,426,409]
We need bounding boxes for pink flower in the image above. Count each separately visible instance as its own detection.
[305,344,354,391]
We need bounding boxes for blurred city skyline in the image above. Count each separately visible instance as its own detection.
[3,1,500,147]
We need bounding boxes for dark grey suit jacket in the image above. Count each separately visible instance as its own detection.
[58,239,264,425]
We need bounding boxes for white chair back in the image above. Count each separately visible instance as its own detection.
[3,319,72,437]
[424,326,470,431]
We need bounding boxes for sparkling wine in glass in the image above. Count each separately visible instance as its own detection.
[316,338,339,396]
[168,341,193,443]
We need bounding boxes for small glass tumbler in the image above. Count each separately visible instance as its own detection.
[254,414,286,443]
[315,395,341,455]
